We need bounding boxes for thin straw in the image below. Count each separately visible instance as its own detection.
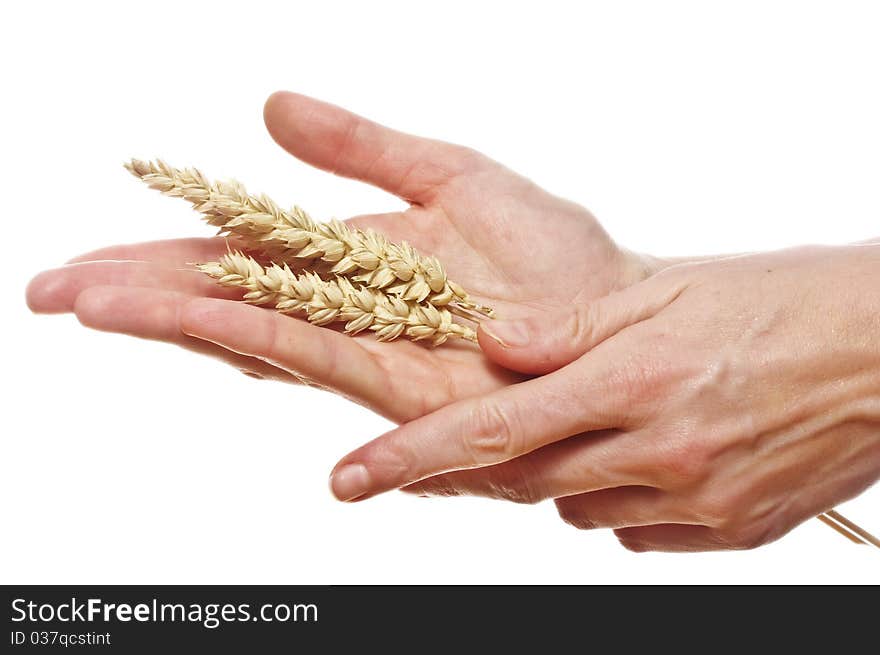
[819,510,880,549]
[817,513,866,544]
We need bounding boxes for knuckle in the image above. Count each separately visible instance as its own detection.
[613,528,651,552]
[630,354,674,401]
[714,519,779,551]
[330,117,364,176]
[451,145,487,172]
[464,400,520,464]
[406,146,486,197]
[555,498,598,530]
[412,475,462,498]
[489,460,544,505]
[262,312,281,362]
[370,438,416,483]
[691,496,730,528]
[606,349,676,413]
[651,432,712,488]
[568,303,599,346]
[691,488,744,528]
[617,537,650,553]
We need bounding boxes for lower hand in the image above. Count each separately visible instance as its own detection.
[27,91,664,424]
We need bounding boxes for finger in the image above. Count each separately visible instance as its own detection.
[264,91,484,204]
[479,271,690,375]
[613,524,726,553]
[402,430,654,504]
[554,488,686,530]
[329,342,643,501]
[27,260,241,314]
[179,297,397,419]
[65,237,249,266]
[73,286,293,383]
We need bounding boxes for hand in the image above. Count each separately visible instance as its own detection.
[331,245,880,551]
[27,91,664,423]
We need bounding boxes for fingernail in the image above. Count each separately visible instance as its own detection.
[481,320,530,348]
[329,464,371,501]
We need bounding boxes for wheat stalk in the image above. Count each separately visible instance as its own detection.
[198,251,477,346]
[125,159,494,318]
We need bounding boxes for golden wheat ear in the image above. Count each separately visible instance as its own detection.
[125,159,493,319]
[198,251,476,346]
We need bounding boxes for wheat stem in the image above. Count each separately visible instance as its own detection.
[818,510,880,548]
[198,251,477,346]
[126,159,494,318]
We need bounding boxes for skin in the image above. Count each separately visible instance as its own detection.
[345,245,880,551]
[26,91,667,424]
[27,91,879,552]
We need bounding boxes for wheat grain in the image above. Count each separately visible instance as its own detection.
[126,159,493,318]
[198,251,477,346]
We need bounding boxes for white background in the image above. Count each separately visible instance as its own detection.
[3,1,879,583]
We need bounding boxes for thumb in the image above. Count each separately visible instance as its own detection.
[263,91,479,205]
[478,274,688,375]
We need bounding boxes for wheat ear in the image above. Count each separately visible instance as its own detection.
[198,251,477,346]
[126,159,493,318]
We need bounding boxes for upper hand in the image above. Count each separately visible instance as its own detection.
[26,91,658,423]
[333,245,880,551]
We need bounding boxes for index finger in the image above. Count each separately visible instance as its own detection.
[328,345,637,501]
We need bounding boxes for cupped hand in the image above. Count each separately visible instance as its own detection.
[27,91,661,423]
[334,245,880,551]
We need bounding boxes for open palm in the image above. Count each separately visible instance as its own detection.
[27,91,658,423]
